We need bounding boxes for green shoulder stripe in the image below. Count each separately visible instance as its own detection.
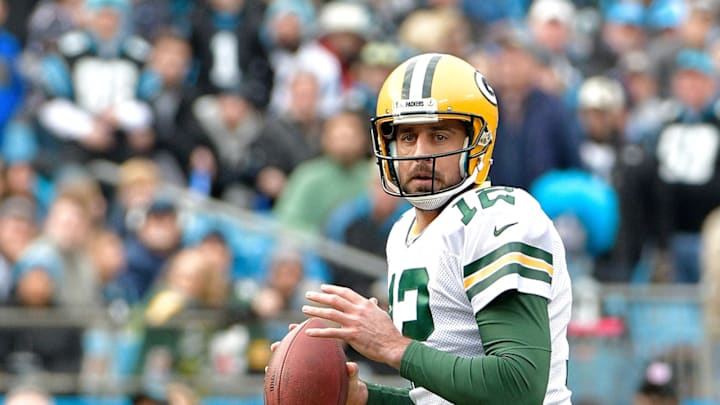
[463,242,552,278]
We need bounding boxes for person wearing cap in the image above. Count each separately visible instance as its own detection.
[575,75,656,282]
[120,197,183,302]
[526,0,583,103]
[285,1,373,118]
[619,51,665,146]
[261,0,317,115]
[345,41,405,116]
[576,76,627,182]
[647,48,720,283]
[647,0,718,96]
[584,1,648,76]
[35,0,156,167]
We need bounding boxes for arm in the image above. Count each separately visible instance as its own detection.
[304,286,550,405]
[399,291,550,405]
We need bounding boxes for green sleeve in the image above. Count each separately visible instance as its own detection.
[398,291,551,405]
[366,382,413,404]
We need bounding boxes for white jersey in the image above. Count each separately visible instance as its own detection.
[386,186,572,405]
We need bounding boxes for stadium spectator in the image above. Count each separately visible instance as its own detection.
[120,198,183,303]
[344,41,405,117]
[261,0,317,115]
[143,247,214,326]
[648,0,717,96]
[618,50,666,147]
[650,49,720,283]
[584,1,647,76]
[194,229,232,309]
[247,70,324,209]
[3,262,83,375]
[2,121,54,215]
[107,158,161,238]
[35,0,155,168]
[576,75,627,183]
[188,0,272,108]
[139,29,200,187]
[273,110,371,234]
[489,29,581,190]
[397,7,470,57]
[575,75,659,282]
[87,229,132,305]
[285,1,373,118]
[186,0,272,198]
[248,247,307,320]
[0,196,38,304]
[25,0,84,56]
[526,0,583,103]
[130,0,173,42]
[15,189,100,307]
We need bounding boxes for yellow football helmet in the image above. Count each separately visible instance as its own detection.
[370,53,499,210]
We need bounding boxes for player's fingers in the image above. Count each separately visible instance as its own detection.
[320,284,367,304]
[288,323,298,331]
[369,297,378,306]
[270,341,281,352]
[305,291,355,312]
[305,326,353,340]
[302,304,351,325]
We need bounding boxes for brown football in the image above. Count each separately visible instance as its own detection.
[264,318,349,405]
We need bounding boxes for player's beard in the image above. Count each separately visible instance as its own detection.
[400,163,446,194]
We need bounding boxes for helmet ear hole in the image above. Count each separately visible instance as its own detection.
[380,122,395,139]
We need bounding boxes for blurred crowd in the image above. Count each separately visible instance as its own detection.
[0,0,717,402]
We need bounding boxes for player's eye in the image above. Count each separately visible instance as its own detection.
[399,132,416,142]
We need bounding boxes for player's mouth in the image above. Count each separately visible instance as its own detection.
[407,173,440,192]
[410,174,434,183]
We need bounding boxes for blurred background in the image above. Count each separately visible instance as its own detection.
[0,0,718,404]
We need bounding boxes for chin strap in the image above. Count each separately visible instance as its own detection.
[405,168,480,211]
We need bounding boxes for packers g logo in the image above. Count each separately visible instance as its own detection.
[475,71,497,106]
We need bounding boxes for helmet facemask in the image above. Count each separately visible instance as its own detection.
[371,114,493,211]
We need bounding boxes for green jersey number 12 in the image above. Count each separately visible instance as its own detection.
[388,267,434,341]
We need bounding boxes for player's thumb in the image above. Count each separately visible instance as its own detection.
[346,362,360,378]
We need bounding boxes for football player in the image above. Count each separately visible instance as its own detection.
[298,53,573,404]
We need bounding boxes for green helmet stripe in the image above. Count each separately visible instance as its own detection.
[401,59,417,99]
[421,54,442,98]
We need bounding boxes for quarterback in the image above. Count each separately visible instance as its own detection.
[301,53,573,404]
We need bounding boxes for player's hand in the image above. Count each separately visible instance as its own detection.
[302,284,412,370]
[266,323,369,405]
[345,362,368,405]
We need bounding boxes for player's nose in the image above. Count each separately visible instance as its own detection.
[413,134,434,158]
